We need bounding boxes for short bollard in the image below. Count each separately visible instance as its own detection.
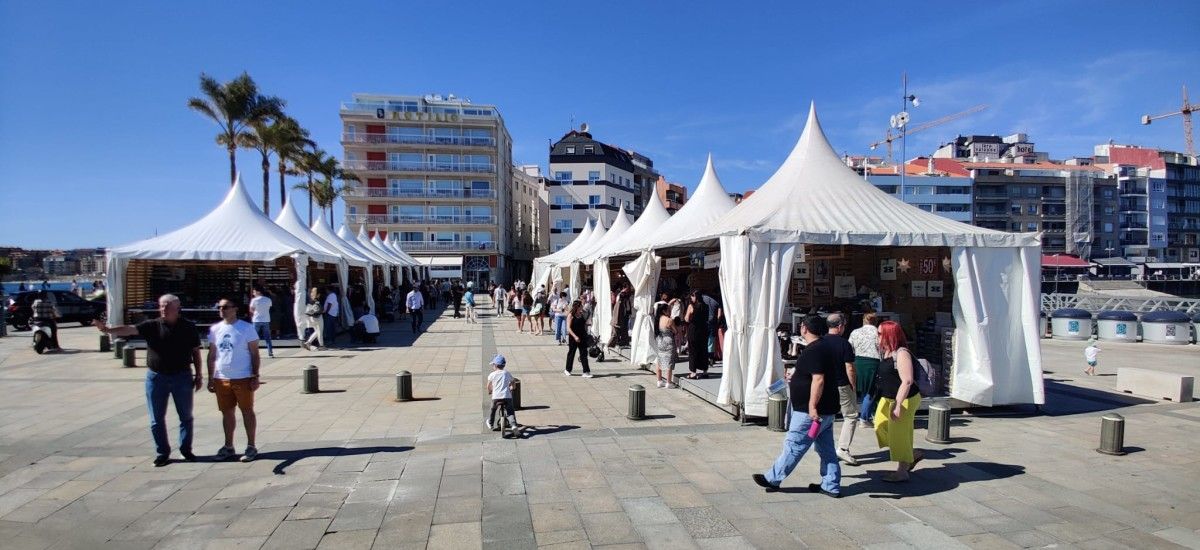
[99,334,111,353]
[114,339,126,359]
[395,370,413,401]
[1097,413,1126,455]
[512,378,522,409]
[627,384,645,420]
[303,365,319,394]
[925,402,952,444]
[767,392,788,432]
[122,347,136,368]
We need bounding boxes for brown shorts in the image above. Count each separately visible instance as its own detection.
[214,378,255,411]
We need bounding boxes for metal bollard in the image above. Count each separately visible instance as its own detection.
[627,384,645,420]
[1097,413,1126,455]
[511,378,522,409]
[925,402,952,444]
[114,339,126,359]
[122,347,136,368]
[303,365,319,394]
[395,370,413,401]
[100,334,111,352]
[767,392,788,432]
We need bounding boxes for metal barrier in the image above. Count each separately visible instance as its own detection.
[1041,293,1200,316]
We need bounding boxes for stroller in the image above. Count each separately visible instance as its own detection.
[587,328,606,362]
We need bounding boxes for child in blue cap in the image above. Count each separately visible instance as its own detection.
[486,354,523,434]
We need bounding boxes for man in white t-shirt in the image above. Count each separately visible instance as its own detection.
[406,287,425,333]
[493,284,507,318]
[248,286,273,358]
[206,298,261,462]
[323,286,340,347]
[353,309,380,344]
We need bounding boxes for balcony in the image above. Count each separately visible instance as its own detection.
[975,209,1008,218]
[343,133,495,148]
[343,160,495,174]
[1119,222,1149,230]
[1119,185,1148,196]
[344,187,497,200]
[346,214,497,226]
[396,241,497,252]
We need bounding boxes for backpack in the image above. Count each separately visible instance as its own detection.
[913,354,937,397]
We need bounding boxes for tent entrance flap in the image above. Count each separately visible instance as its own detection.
[419,256,464,279]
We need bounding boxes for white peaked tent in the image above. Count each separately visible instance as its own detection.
[594,191,673,260]
[349,226,395,290]
[274,197,358,330]
[105,178,315,330]
[530,219,594,291]
[383,240,423,281]
[621,156,737,367]
[337,225,393,307]
[579,206,633,347]
[370,234,411,285]
[692,104,1042,416]
[311,218,374,320]
[561,220,607,300]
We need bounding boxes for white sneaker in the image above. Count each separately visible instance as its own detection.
[657,380,666,388]
[240,446,258,463]
[563,370,571,377]
[485,419,493,430]
[665,383,678,389]
[836,449,859,466]
[582,373,594,379]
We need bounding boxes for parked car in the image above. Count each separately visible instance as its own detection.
[6,291,106,331]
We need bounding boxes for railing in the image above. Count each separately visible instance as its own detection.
[346,214,497,225]
[1041,292,1200,315]
[395,241,497,252]
[343,160,495,173]
[1119,222,1148,230]
[343,133,495,147]
[344,187,496,200]
[1119,186,1148,195]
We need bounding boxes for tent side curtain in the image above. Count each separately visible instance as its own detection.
[622,250,660,367]
[739,239,797,417]
[592,258,613,346]
[951,246,1045,406]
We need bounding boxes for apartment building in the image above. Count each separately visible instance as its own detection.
[1096,144,1200,262]
[510,165,550,281]
[655,176,688,213]
[547,129,646,251]
[866,158,975,223]
[340,93,513,284]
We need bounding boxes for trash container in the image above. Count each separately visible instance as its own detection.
[1141,311,1191,345]
[1051,308,1093,340]
[1039,312,1048,339]
[1096,310,1138,342]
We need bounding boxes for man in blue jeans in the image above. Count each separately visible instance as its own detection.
[322,285,340,347]
[95,294,203,467]
[753,315,842,497]
[248,286,273,358]
[551,292,568,345]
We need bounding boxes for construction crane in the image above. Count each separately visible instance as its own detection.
[870,104,988,165]
[1141,85,1194,156]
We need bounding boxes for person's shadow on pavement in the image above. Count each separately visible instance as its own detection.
[254,445,414,475]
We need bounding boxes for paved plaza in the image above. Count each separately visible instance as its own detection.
[1,303,1199,550]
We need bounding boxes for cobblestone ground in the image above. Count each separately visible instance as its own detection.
[0,301,1198,549]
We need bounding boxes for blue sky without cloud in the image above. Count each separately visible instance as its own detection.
[1,1,1197,248]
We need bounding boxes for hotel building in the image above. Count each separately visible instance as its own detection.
[340,94,513,284]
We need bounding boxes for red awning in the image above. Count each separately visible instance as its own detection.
[1041,254,1091,268]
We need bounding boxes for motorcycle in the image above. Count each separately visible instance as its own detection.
[32,319,55,354]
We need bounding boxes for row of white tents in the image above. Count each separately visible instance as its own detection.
[532,104,1045,416]
[104,178,431,337]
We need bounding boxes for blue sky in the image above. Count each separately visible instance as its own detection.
[2,1,1197,249]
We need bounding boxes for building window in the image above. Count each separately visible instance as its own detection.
[1103,223,1113,233]
[1026,186,1038,197]
[1027,204,1038,214]
[1151,181,1165,192]
[589,195,601,206]
[1027,222,1038,231]
[1104,206,1115,214]
[553,195,571,206]
[584,146,594,154]
[554,219,573,230]
[1103,188,1114,198]
[588,171,600,183]
[565,146,575,154]
[1011,222,1021,231]
[1011,204,1022,214]
[554,171,572,182]
[917,204,933,212]
[1151,233,1165,243]
[610,197,617,206]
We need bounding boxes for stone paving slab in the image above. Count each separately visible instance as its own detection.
[0,299,1198,548]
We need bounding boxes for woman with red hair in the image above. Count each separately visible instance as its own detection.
[873,321,925,482]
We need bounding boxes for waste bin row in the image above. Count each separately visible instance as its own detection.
[1040,308,1199,344]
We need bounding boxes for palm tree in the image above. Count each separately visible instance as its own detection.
[187,72,284,186]
[293,147,330,225]
[270,117,313,212]
[313,156,360,228]
[239,115,312,216]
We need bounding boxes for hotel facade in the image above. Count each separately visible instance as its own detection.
[340,94,514,284]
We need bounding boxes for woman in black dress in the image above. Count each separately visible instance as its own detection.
[564,300,592,378]
[684,290,709,379]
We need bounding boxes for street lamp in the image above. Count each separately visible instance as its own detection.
[890,73,920,198]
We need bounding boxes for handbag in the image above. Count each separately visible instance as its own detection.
[304,303,322,317]
[529,303,544,316]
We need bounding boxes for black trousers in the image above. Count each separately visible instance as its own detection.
[489,398,515,425]
[565,337,590,374]
[410,309,424,332]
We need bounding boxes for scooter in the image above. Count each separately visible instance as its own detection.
[31,320,55,354]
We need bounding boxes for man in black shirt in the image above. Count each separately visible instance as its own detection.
[96,294,203,467]
[753,315,842,497]
[825,313,861,466]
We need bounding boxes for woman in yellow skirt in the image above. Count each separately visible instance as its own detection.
[873,321,925,482]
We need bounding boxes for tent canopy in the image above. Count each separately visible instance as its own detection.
[310,218,371,268]
[639,155,737,251]
[273,196,348,265]
[597,190,673,259]
[557,219,608,268]
[109,178,316,261]
[580,205,633,263]
[338,225,396,266]
[694,104,1038,249]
